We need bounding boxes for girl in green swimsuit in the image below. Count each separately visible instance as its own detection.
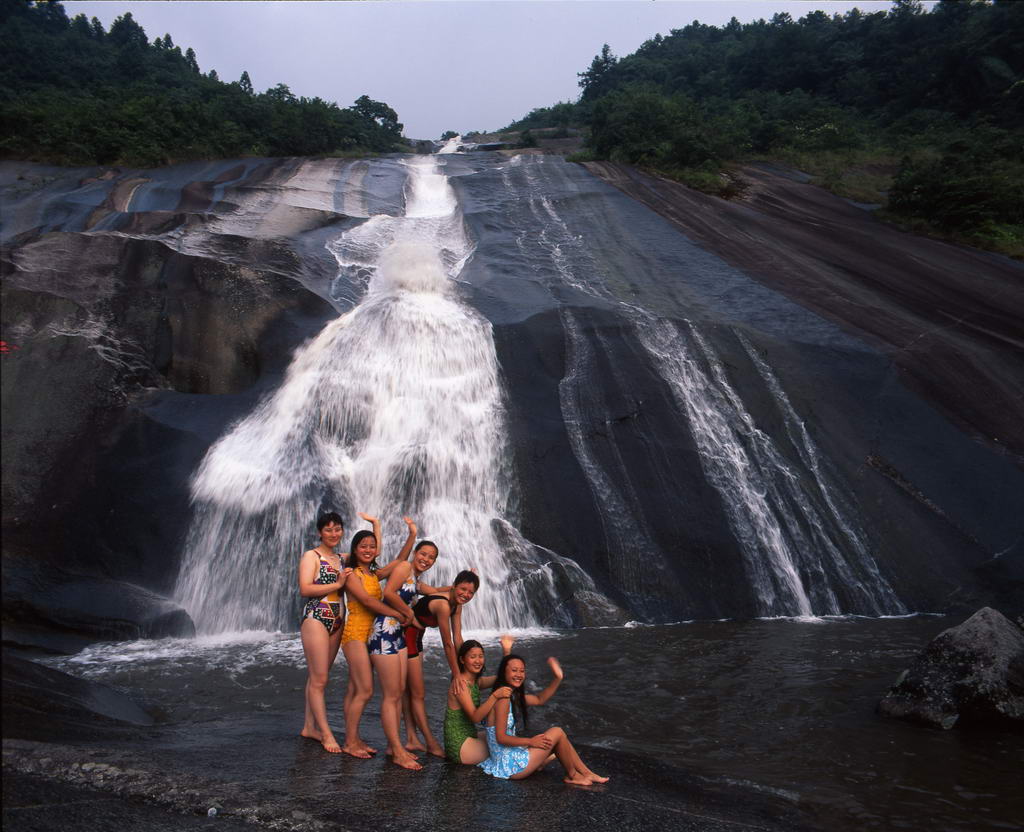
[443,636,515,764]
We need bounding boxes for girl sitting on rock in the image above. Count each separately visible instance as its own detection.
[443,635,515,764]
[478,654,608,785]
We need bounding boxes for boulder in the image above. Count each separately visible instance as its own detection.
[2,651,154,741]
[3,559,195,652]
[878,606,1024,729]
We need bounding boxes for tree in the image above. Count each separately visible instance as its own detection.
[108,11,147,47]
[238,70,253,95]
[265,82,295,102]
[184,46,199,73]
[578,43,618,100]
[351,94,401,133]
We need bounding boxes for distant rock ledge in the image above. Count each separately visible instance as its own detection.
[878,606,1024,729]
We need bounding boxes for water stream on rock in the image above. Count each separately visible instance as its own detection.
[507,153,903,617]
[176,156,561,632]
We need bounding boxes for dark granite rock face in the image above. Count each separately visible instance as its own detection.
[3,559,195,652]
[1,159,355,609]
[2,652,154,741]
[878,606,1024,729]
[3,153,1023,641]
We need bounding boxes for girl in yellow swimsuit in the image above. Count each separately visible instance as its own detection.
[339,518,411,758]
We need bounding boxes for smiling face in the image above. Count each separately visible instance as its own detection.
[453,581,476,606]
[354,535,377,565]
[462,646,485,675]
[413,544,438,574]
[504,658,526,688]
[319,522,344,549]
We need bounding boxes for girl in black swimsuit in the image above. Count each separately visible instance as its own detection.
[402,569,479,757]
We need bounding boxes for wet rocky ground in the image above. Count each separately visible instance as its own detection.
[2,708,811,832]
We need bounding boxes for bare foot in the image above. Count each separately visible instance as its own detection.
[564,773,592,786]
[360,743,378,755]
[392,753,423,771]
[405,740,427,753]
[386,746,419,757]
[342,744,372,759]
[300,728,322,741]
[426,742,445,758]
[321,735,342,753]
[579,765,609,784]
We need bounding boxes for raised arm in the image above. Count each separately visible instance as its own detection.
[380,561,415,624]
[297,551,344,598]
[479,635,516,689]
[524,657,564,706]
[344,571,402,619]
[377,516,416,579]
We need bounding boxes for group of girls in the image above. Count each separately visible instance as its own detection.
[298,512,607,784]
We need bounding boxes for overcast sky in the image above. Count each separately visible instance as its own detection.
[66,1,931,139]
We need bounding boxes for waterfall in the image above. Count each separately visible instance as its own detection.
[176,156,537,633]
[507,154,902,616]
[641,320,905,616]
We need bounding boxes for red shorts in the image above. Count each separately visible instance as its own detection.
[405,624,426,658]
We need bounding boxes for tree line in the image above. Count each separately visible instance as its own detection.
[507,0,1023,254]
[0,0,406,166]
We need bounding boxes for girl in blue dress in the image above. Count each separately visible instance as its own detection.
[478,654,608,785]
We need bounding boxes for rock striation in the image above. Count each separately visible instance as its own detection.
[878,606,1024,729]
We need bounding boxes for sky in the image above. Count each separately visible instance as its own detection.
[65,1,931,139]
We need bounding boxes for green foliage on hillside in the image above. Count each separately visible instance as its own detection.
[0,0,406,166]
[511,0,1024,256]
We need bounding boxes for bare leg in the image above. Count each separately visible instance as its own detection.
[341,640,376,757]
[402,684,424,751]
[508,746,567,781]
[299,619,341,753]
[458,736,490,765]
[371,650,421,770]
[405,656,443,756]
[543,726,609,784]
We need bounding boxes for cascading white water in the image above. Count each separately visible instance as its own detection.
[176,156,538,632]
[639,319,907,616]
[437,135,462,155]
[736,333,905,615]
[509,154,902,616]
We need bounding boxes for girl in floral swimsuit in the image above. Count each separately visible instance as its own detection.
[298,512,350,754]
[367,517,425,770]
[479,654,608,785]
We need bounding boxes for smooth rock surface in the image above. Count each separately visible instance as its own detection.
[878,606,1024,729]
[3,559,195,651]
[2,652,155,740]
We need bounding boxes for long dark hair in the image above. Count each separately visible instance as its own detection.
[346,530,377,571]
[494,653,529,734]
[457,640,484,678]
